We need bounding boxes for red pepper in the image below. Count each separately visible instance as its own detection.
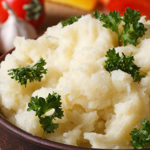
[107,0,150,19]
[98,0,150,19]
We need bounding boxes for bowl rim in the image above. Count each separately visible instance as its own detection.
[0,113,95,150]
[0,49,99,150]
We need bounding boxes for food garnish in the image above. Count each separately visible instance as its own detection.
[93,8,147,46]
[130,119,150,149]
[61,16,81,27]
[27,92,64,133]
[8,58,47,87]
[104,48,145,82]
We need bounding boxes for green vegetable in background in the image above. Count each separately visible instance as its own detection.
[8,58,47,87]
[104,48,145,82]
[93,8,147,46]
[27,92,64,133]
[130,119,150,149]
[61,16,81,27]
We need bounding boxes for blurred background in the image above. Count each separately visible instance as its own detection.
[0,0,149,54]
[37,0,150,34]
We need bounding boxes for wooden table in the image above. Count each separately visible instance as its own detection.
[37,1,88,35]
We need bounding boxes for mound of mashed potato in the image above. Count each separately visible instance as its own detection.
[0,14,150,149]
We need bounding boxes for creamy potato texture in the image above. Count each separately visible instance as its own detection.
[0,15,150,149]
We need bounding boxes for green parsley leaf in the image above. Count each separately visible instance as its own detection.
[104,48,145,82]
[61,16,81,27]
[8,58,47,87]
[123,8,141,24]
[93,10,122,44]
[93,10,101,20]
[27,92,63,133]
[39,116,59,133]
[93,8,147,46]
[121,8,147,46]
[130,119,150,149]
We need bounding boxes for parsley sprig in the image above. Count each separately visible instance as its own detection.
[104,48,145,82]
[93,8,147,46]
[8,58,47,87]
[93,10,121,44]
[27,92,63,133]
[130,119,150,149]
[61,16,81,27]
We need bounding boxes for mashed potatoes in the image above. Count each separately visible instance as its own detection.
[0,15,150,149]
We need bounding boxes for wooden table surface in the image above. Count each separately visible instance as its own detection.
[37,1,88,35]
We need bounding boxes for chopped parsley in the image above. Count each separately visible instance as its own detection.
[27,92,63,133]
[8,58,47,87]
[130,119,150,149]
[104,48,145,82]
[61,16,81,27]
[93,8,147,46]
